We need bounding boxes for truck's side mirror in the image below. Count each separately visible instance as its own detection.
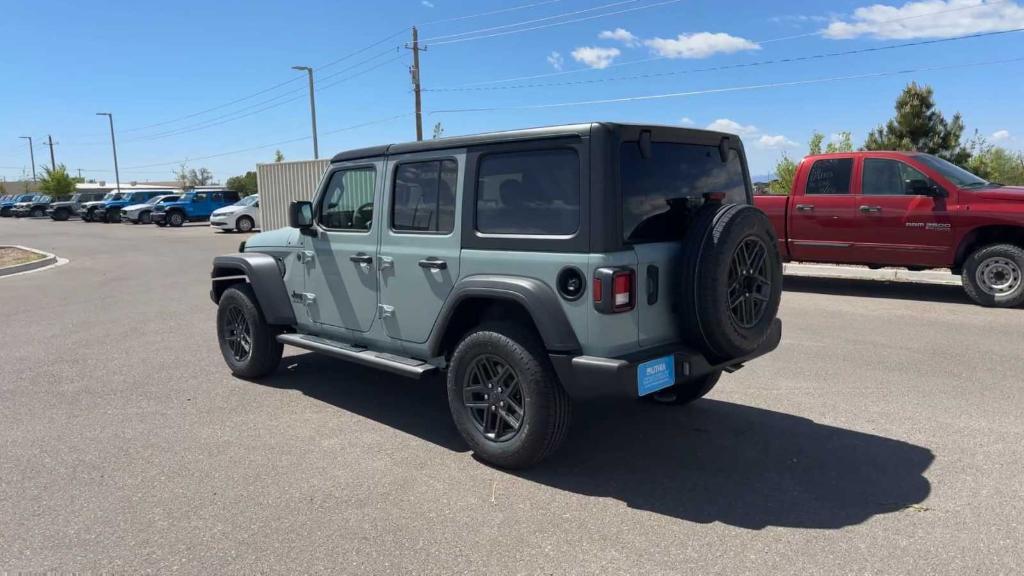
[909,179,946,198]
[290,201,314,232]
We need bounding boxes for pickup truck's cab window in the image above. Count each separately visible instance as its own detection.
[621,142,748,243]
[862,158,931,196]
[806,158,853,195]
[476,149,579,235]
[319,167,376,231]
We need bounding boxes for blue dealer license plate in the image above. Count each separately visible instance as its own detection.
[637,355,675,396]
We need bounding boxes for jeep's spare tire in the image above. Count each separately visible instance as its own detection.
[679,203,782,362]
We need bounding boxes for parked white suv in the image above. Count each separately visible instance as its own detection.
[210,194,260,233]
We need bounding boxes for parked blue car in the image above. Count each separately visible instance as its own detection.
[1,194,35,217]
[151,189,240,227]
[95,189,175,223]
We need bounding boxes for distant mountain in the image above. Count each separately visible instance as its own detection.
[751,173,776,183]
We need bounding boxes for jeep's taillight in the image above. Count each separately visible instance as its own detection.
[592,267,635,314]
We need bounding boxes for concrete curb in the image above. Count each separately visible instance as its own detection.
[784,263,962,286]
[0,245,58,277]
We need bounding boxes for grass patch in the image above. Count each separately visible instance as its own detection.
[0,247,46,268]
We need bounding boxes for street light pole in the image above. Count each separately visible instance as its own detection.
[292,65,319,159]
[96,113,121,192]
[18,136,36,182]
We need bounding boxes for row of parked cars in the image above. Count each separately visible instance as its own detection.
[0,189,261,232]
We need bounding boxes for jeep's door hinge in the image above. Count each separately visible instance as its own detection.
[378,304,395,318]
[291,291,316,304]
[298,250,315,263]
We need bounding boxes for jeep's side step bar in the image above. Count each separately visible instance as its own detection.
[277,333,437,379]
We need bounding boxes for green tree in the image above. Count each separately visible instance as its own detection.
[863,82,969,165]
[808,132,825,156]
[173,162,215,188]
[826,131,854,153]
[966,132,1024,185]
[432,122,445,139]
[38,164,77,199]
[226,171,258,196]
[274,149,285,163]
[769,154,798,195]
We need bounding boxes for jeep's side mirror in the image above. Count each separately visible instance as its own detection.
[290,201,314,231]
[909,179,946,198]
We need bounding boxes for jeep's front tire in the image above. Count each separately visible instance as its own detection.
[962,244,1024,308]
[216,284,283,379]
[447,323,571,469]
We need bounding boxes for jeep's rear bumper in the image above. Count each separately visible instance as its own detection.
[549,319,782,400]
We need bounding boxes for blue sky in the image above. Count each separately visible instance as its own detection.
[1,0,1022,183]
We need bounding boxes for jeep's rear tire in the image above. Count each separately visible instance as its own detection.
[962,244,1024,308]
[447,323,572,469]
[648,371,721,405]
[168,211,185,227]
[216,284,283,379]
[679,203,783,362]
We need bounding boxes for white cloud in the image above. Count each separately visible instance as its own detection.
[547,51,564,71]
[644,32,760,59]
[598,27,640,47]
[421,0,435,7]
[757,134,800,149]
[823,0,1024,40]
[992,129,1012,142]
[679,117,695,126]
[706,118,759,136]
[571,46,621,69]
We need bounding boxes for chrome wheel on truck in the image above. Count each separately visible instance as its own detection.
[976,257,1021,297]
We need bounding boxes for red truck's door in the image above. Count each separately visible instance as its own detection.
[854,157,954,267]
[788,156,862,263]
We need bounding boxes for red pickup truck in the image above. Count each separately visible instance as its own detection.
[754,151,1024,307]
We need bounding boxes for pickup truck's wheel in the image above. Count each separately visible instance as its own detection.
[962,244,1024,308]
[168,211,185,227]
[447,323,572,469]
[236,215,255,233]
[680,203,783,362]
[216,284,283,379]
[649,371,722,405]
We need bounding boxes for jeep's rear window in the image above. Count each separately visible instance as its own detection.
[476,149,579,236]
[621,142,748,243]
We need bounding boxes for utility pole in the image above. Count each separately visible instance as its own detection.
[18,136,36,182]
[96,113,121,192]
[291,66,319,159]
[46,135,57,170]
[408,26,425,141]
[77,168,83,179]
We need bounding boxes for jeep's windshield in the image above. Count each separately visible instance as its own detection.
[621,142,750,243]
[913,154,991,189]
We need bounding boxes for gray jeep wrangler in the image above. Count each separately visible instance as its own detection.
[211,123,782,468]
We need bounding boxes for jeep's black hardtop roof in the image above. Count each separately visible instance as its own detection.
[330,122,737,163]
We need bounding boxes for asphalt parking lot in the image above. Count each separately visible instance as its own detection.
[1,217,1022,574]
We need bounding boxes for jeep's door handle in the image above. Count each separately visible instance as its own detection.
[795,204,815,212]
[859,205,882,213]
[418,258,447,270]
[349,253,373,264]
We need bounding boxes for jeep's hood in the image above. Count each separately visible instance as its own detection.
[244,227,300,249]
[50,201,74,208]
[975,186,1024,201]
[82,201,106,208]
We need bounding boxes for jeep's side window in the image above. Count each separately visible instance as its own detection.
[805,158,853,195]
[476,149,579,235]
[392,159,457,233]
[319,167,376,231]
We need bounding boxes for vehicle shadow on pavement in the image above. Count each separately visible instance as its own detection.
[517,399,934,530]
[784,275,971,305]
[259,353,933,530]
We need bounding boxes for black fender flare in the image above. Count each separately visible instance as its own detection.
[427,275,581,356]
[210,253,296,326]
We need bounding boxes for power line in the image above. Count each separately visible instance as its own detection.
[422,0,565,25]
[121,113,412,170]
[436,0,1018,88]
[421,0,637,43]
[424,28,1024,92]
[429,56,1024,113]
[426,0,685,46]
